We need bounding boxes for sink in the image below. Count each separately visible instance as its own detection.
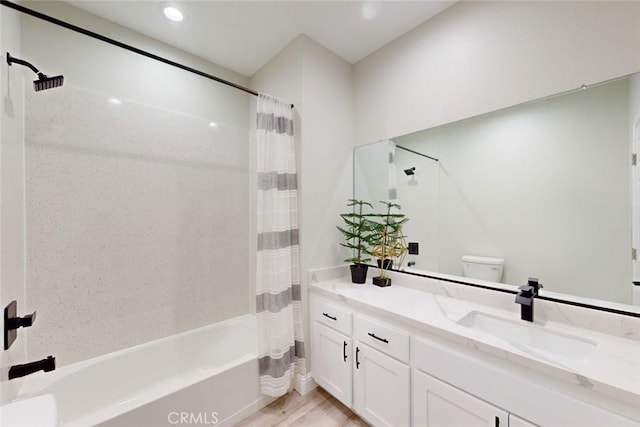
[0,394,58,427]
[457,311,596,362]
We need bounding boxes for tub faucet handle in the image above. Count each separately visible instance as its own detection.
[8,310,36,329]
[4,300,37,350]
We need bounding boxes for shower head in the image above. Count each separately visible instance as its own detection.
[6,52,64,92]
[404,167,416,176]
[33,74,64,92]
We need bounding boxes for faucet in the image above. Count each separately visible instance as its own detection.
[8,355,55,380]
[515,277,543,322]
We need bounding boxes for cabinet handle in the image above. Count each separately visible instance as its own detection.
[367,332,389,343]
[322,312,337,321]
[495,416,499,427]
[343,341,348,362]
[355,346,360,369]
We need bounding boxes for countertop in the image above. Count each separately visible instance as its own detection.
[310,277,640,408]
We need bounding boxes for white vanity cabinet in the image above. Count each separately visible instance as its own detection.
[310,285,640,427]
[310,294,411,427]
[353,315,411,427]
[310,297,353,407]
[412,369,508,427]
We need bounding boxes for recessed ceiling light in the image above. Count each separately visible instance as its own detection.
[163,6,184,22]
[108,98,122,105]
[208,122,218,128]
[361,2,381,20]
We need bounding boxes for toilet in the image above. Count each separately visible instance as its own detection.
[461,255,505,282]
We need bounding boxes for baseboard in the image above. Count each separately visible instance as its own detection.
[294,372,317,396]
[218,395,276,427]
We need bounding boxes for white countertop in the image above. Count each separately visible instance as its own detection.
[310,277,640,407]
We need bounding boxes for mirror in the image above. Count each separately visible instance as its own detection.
[355,73,640,311]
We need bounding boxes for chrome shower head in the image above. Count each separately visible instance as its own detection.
[404,167,416,176]
[7,52,64,92]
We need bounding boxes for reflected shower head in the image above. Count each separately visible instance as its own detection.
[6,52,64,92]
[404,167,416,176]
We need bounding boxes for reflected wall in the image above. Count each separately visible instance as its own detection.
[357,77,633,305]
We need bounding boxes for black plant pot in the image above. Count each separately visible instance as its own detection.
[372,276,391,287]
[376,259,393,270]
[350,264,368,284]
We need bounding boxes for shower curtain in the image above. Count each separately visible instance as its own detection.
[255,93,306,397]
[387,140,398,200]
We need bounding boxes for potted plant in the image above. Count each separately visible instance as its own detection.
[369,201,408,287]
[337,199,375,284]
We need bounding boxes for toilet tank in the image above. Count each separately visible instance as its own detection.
[461,255,504,282]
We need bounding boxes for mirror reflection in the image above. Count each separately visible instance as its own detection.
[355,73,640,308]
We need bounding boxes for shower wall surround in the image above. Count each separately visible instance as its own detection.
[21,3,252,365]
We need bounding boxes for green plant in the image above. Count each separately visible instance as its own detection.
[337,199,375,265]
[369,201,409,279]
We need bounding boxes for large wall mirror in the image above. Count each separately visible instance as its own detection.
[355,73,640,313]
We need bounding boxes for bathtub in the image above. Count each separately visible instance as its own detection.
[13,314,268,427]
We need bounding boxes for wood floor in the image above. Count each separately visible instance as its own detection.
[235,388,369,427]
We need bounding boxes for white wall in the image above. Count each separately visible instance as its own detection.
[251,35,354,370]
[354,141,391,209]
[354,1,640,146]
[0,5,27,401]
[299,36,354,274]
[17,2,253,366]
[392,79,631,304]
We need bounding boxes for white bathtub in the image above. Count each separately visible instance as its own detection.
[14,314,268,427]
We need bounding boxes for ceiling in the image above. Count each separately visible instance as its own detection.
[66,1,456,77]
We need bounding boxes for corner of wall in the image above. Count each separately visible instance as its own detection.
[0,3,26,402]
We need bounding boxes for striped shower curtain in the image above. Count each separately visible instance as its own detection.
[255,93,306,397]
[387,140,398,200]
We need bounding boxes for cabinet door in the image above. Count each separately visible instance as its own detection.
[412,369,508,427]
[312,322,352,407]
[353,342,410,427]
[509,414,538,427]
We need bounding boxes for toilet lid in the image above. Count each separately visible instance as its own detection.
[461,255,504,265]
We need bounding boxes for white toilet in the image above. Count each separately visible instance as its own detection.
[461,255,505,282]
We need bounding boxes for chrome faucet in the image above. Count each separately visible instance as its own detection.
[8,355,55,380]
[515,277,543,322]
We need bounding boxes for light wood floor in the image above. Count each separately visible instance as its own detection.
[235,388,369,427]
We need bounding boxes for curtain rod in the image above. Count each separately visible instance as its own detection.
[396,145,439,162]
[0,0,294,109]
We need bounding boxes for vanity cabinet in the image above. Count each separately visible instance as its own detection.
[310,297,353,407]
[312,323,352,407]
[412,369,508,427]
[353,315,411,427]
[310,287,639,427]
[310,295,411,427]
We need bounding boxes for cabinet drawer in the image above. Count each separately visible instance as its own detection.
[354,315,409,363]
[313,298,352,336]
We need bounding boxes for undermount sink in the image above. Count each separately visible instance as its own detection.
[457,311,596,362]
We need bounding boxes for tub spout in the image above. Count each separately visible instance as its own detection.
[8,355,55,380]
